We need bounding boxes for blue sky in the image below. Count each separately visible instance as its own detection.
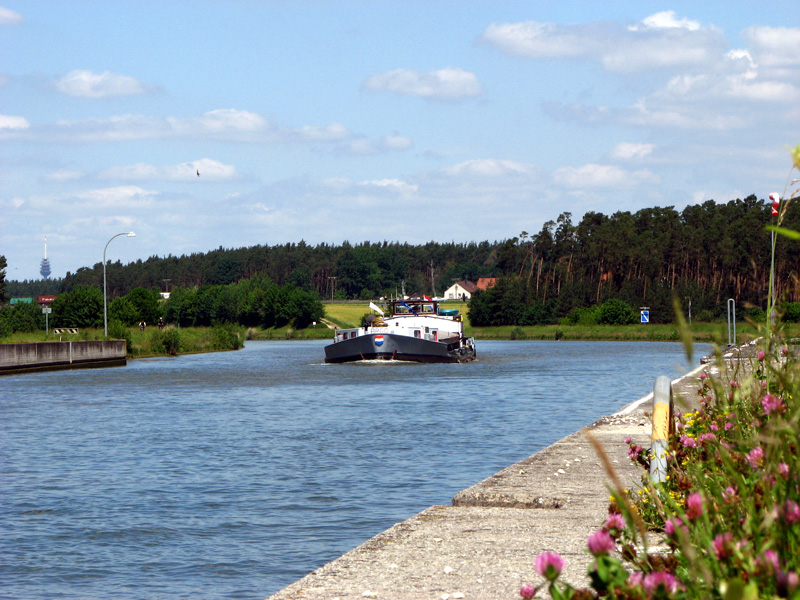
[2,1,799,281]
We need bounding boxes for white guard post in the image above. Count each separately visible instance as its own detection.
[650,375,672,483]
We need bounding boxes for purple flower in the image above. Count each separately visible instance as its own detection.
[664,517,686,538]
[762,394,783,415]
[783,500,800,525]
[535,552,564,582]
[698,432,717,444]
[624,436,632,444]
[722,486,739,504]
[730,380,739,388]
[779,463,790,478]
[724,422,734,431]
[713,533,733,560]
[680,435,697,448]
[627,572,643,587]
[643,571,681,595]
[777,571,799,596]
[758,549,780,573]
[587,529,616,556]
[520,583,536,599]
[627,445,644,460]
[758,350,766,360]
[603,512,625,536]
[685,493,704,520]
[748,446,765,469]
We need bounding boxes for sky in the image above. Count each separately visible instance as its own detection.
[1,1,799,281]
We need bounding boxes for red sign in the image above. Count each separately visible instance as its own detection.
[38,295,57,304]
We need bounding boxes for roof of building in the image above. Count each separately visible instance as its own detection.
[453,280,478,293]
[476,277,497,290]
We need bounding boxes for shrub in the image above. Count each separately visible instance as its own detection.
[510,326,526,340]
[783,302,800,323]
[209,324,241,350]
[597,299,637,325]
[149,328,181,355]
[106,319,132,352]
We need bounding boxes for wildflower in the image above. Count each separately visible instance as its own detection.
[698,432,717,444]
[699,372,707,380]
[664,517,687,538]
[722,486,739,504]
[587,529,616,556]
[758,350,766,360]
[747,446,765,469]
[777,570,800,597]
[680,435,697,448]
[779,463,790,478]
[783,500,800,525]
[730,380,738,388]
[758,549,780,574]
[762,394,783,415]
[604,512,626,537]
[519,583,536,599]
[686,493,704,520]
[713,533,733,560]
[643,571,681,595]
[627,572,643,587]
[627,445,644,460]
[535,552,564,582]
[624,436,632,444]
[724,422,734,431]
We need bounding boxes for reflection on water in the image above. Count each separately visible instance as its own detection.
[1,340,708,599]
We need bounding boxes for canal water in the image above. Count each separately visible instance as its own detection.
[1,340,709,599]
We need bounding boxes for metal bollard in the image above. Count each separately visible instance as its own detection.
[650,375,673,483]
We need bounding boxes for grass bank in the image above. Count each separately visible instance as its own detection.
[321,301,771,343]
[2,325,247,357]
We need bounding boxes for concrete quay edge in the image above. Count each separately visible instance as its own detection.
[266,366,711,600]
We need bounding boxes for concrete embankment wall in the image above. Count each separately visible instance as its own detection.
[0,340,127,375]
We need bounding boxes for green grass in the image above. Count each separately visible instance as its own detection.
[4,308,792,356]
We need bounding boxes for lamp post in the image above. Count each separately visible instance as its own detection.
[103,232,135,336]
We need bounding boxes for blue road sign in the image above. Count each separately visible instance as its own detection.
[641,310,650,324]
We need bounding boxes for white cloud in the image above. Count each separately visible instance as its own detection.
[440,158,530,178]
[0,114,30,129]
[293,122,349,141]
[43,170,84,183]
[630,11,701,32]
[610,143,655,161]
[0,7,23,25]
[55,69,150,98]
[4,108,410,155]
[363,67,482,100]
[343,134,414,156]
[743,26,800,70]
[359,178,419,194]
[380,134,413,151]
[76,185,158,205]
[481,13,724,74]
[98,158,237,181]
[554,163,660,188]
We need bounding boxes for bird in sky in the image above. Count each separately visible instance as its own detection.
[196,169,200,177]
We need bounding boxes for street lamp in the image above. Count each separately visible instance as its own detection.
[103,232,135,336]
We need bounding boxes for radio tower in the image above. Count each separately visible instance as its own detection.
[40,235,51,279]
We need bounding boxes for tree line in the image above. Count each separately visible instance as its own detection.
[3,195,800,329]
[0,275,324,335]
